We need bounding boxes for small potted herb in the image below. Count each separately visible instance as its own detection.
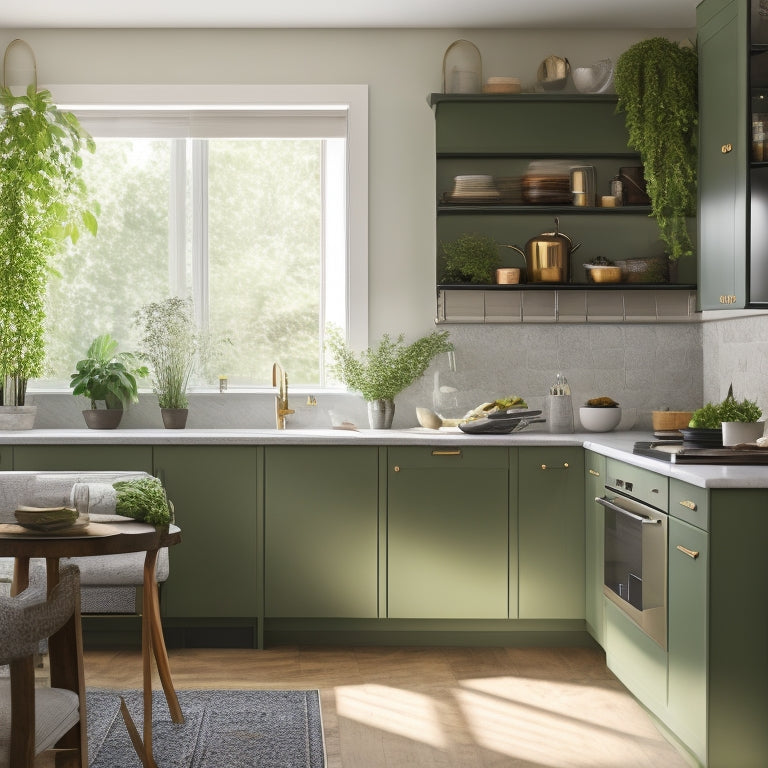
[326,327,453,428]
[134,297,200,429]
[688,384,763,446]
[69,334,147,429]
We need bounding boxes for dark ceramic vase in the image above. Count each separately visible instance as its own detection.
[82,409,123,430]
[161,408,188,429]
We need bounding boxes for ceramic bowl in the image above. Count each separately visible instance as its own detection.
[572,60,614,94]
[579,406,622,432]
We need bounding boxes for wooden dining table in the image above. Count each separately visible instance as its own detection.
[0,520,183,768]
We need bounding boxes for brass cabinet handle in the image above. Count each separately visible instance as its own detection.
[431,449,462,456]
[676,544,700,559]
[721,143,733,153]
[394,466,400,472]
[679,499,697,511]
[541,462,569,470]
[588,468,600,477]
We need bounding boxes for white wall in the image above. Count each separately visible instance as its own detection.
[1,27,705,429]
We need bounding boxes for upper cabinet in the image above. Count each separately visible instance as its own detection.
[430,94,697,324]
[698,0,768,309]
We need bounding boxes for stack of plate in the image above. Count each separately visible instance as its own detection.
[495,176,524,204]
[482,76,522,94]
[443,175,501,204]
[522,160,572,205]
[14,505,80,532]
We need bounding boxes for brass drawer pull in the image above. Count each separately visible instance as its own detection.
[541,462,569,470]
[679,499,697,511]
[588,468,600,477]
[676,544,700,559]
[431,449,462,456]
[721,143,733,153]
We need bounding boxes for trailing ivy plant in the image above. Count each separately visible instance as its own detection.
[614,37,698,262]
[0,83,98,405]
[326,326,454,402]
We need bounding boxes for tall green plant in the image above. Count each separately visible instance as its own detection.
[326,327,453,401]
[0,83,98,404]
[134,297,199,409]
[614,37,698,262]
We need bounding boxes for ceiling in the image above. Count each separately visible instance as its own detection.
[2,0,698,30]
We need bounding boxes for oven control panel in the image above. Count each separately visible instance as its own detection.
[605,458,669,511]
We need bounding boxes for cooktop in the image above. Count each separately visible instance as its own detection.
[633,441,768,465]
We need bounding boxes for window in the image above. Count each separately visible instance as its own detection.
[34,84,368,390]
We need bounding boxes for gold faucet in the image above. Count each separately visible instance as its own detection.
[272,362,294,429]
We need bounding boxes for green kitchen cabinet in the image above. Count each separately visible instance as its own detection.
[584,450,606,645]
[667,515,708,765]
[387,446,510,619]
[264,445,379,618]
[153,445,259,619]
[12,444,153,473]
[0,446,12,470]
[697,0,768,309]
[518,447,585,619]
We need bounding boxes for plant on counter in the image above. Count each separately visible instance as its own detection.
[134,296,200,411]
[69,333,147,410]
[440,233,500,284]
[614,37,698,263]
[326,326,454,428]
[0,57,98,412]
[689,384,762,428]
[113,477,173,526]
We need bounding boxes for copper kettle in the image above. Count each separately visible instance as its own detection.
[524,217,581,283]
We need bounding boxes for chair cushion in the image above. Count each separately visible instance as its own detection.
[0,680,80,767]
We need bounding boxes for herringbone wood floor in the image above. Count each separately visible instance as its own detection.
[78,644,693,767]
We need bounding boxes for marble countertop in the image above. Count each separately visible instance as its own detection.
[2,427,767,489]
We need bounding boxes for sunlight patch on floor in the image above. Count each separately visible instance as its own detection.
[456,676,670,766]
[335,684,448,749]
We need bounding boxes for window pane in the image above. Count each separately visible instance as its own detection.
[207,139,323,387]
[41,139,172,385]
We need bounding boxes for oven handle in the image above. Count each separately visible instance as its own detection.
[596,496,662,525]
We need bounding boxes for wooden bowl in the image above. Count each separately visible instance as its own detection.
[651,410,693,431]
[585,265,622,283]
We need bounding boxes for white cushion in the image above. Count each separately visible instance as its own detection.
[0,679,80,767]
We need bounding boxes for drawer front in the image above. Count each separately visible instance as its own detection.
[388,445,508,471]
[669,479,709,530]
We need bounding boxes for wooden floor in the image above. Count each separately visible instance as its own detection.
[80,644,694,768]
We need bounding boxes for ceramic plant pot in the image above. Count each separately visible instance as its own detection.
[0,405,37,430]
[161,408,189,429]
[721,421,765,446]
[82,409,123,430]
[367,399,395,429]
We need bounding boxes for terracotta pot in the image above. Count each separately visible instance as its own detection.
[82,409,123,430]
[161,408,188,429]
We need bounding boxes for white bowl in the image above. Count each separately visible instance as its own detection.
[579,406,622,432]
[572,60,614,94]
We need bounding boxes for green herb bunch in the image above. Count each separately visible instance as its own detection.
[440,233,500,284]
[614,37,698,262]
[689,385,762,428]
[134,297,199,409]
[113,477,173,525]
[326,327,453,401]
[0,85,98,403]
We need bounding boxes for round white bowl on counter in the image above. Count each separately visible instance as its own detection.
[579,406,622,432]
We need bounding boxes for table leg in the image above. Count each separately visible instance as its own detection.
[11,556,30,595]
[143,551,183,724]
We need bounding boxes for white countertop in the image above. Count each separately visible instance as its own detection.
[2,427,767,489]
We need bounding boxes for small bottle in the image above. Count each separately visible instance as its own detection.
[610,175,624,206]
[218,375,228,393]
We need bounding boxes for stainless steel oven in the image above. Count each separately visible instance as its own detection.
[597,470,668,649]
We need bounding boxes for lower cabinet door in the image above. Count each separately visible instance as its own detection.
[12,444,153,473]
[518,447,585,619]
[265,445,379,618]
[585,451,607,644]
[387,446,509,619]
[667,517,708,765]
[154,445,260,618]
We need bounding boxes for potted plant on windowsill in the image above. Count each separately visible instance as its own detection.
[134,297,200,429]
[613,37,697,277]
[0,40,98,428]
[326,327,454,428]
[69,334,147,429]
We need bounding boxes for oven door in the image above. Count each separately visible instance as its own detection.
[597,493,668,649]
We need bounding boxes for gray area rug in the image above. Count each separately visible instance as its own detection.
[87,688,325,768]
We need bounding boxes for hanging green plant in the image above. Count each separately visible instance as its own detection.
[613,37,698,262]
[0,55,98,406]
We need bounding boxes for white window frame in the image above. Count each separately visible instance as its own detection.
[46,82,369,364]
